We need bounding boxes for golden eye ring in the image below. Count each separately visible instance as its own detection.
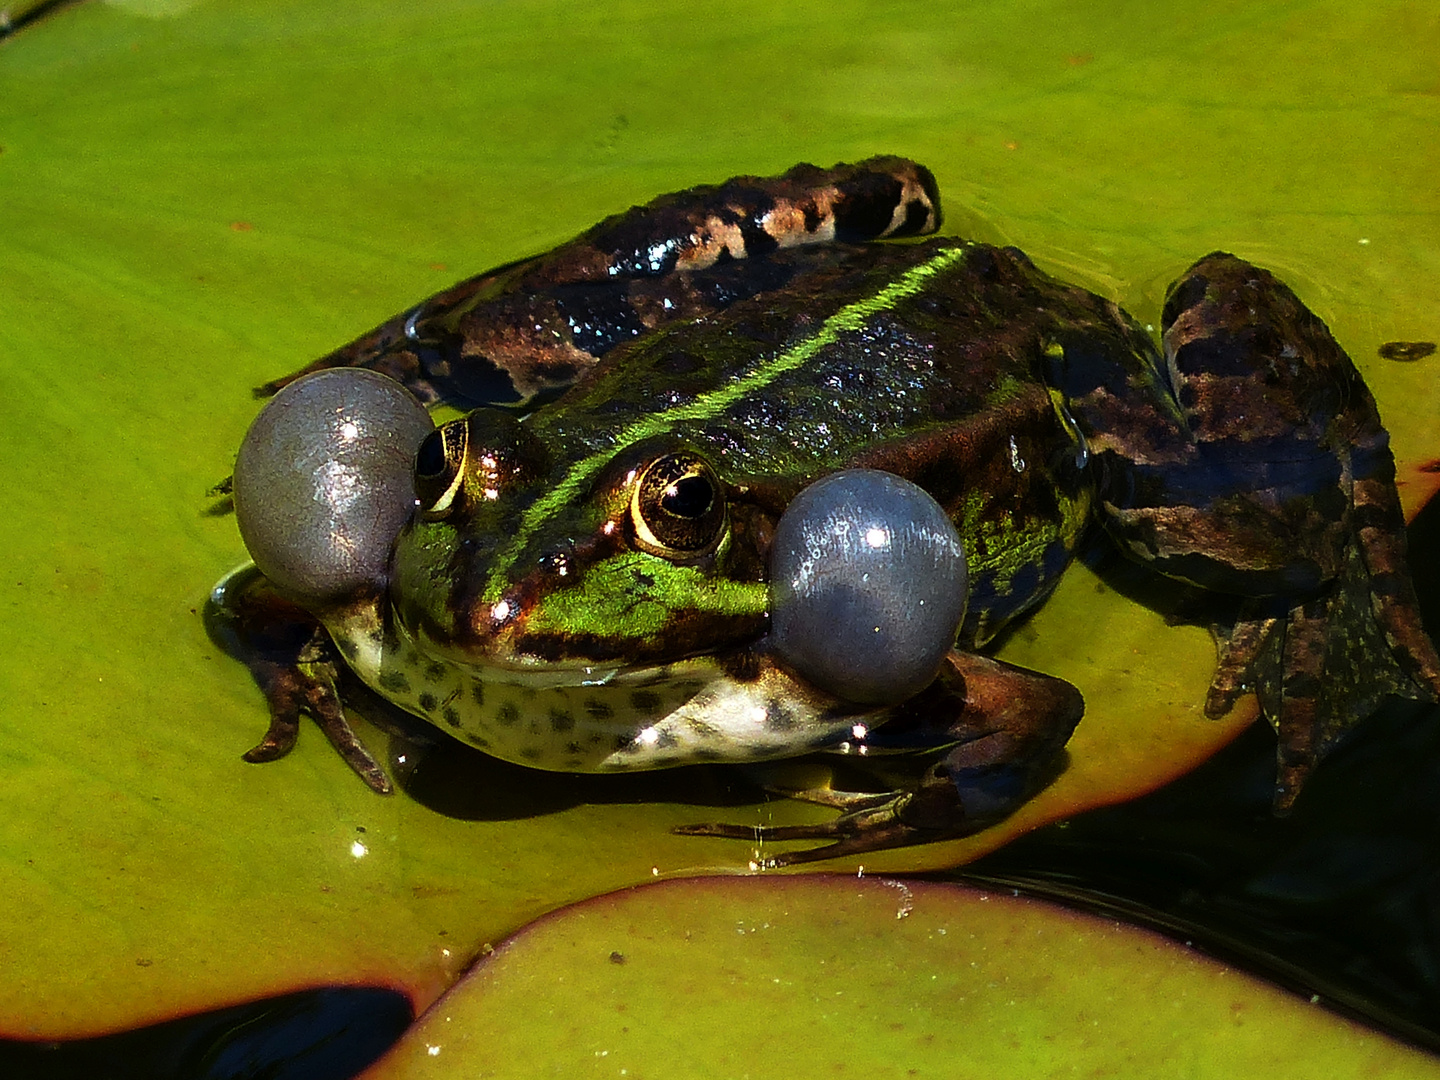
[629,452,727,557]
[414,420,469,518]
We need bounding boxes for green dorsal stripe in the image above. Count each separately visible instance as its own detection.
[483,242,971,600]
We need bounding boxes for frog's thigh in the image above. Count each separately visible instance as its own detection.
[1095,253,1388,597]
[893,652,1082,827]
[923,652,1082,770]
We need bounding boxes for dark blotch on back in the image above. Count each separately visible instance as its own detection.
[554,283,650,356]
[1161,273,1210,330]
[833,176,903,240]
[900,198,931,234]
[449,353,522,405]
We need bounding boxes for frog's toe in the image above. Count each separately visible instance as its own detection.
[241,709,300,765]
[242,658,394,794]
[674,789,944,869]
[1207,539,1440,811]
[309,697,394,796]
[675,756,1050,867]
[1203,615,1275,720]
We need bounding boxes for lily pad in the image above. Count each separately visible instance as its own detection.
[0,0,1436,1052]
[362,876,1440,1078]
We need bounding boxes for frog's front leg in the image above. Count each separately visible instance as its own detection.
[1053,252,1440,808]
[208,565,393,794]
[260,156,941,409]
[675,652,1082,867]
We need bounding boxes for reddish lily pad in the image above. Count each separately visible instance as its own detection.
[362,876,1440,1078]
[0,0,1435,1050]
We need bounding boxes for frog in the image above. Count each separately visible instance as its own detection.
[212,156,1440,866]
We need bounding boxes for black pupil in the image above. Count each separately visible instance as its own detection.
[661,475,712,518]
[415,429,446,479]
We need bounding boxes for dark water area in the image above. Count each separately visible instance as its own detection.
[964,698,1440,1051]
[0,988,411,1080]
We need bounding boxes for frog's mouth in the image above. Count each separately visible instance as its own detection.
[424,635,730,692]
[331,597,723,691]
[433,653,672,691]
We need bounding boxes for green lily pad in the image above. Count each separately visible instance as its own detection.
[0,0,1436,1050]
[362,876,1440,1078]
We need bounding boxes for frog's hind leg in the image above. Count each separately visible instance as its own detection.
[1060,251,1440,807]
[675,653,1081,866]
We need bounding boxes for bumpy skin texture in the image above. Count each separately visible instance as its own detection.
[261,157,942,408]
[215,158,1440,863]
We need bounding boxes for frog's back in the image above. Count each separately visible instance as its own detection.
[533,239,1157,643]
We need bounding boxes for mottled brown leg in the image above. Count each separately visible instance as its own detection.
[1065,251,1439,809]
[1350,434,1440,696]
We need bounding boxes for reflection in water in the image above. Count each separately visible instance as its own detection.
[0,988,411,1080]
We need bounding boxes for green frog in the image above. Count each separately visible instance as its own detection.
[214,157,1440,866]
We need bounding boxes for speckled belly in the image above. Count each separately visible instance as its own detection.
[324,608,862,771]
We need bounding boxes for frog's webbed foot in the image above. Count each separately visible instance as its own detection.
[208,565,392,794]
[674,787,942,868]
[1206,543,1440,811]
[675,652,1082,866]
[240,640,392,795]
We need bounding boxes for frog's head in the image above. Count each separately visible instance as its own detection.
[234,370,970,707]
[388,410,772,674]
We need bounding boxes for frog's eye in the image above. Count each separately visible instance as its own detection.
[233,369,434,605]
[414,421,468,517]
[630,452,727,557]
[769,469,968,705]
